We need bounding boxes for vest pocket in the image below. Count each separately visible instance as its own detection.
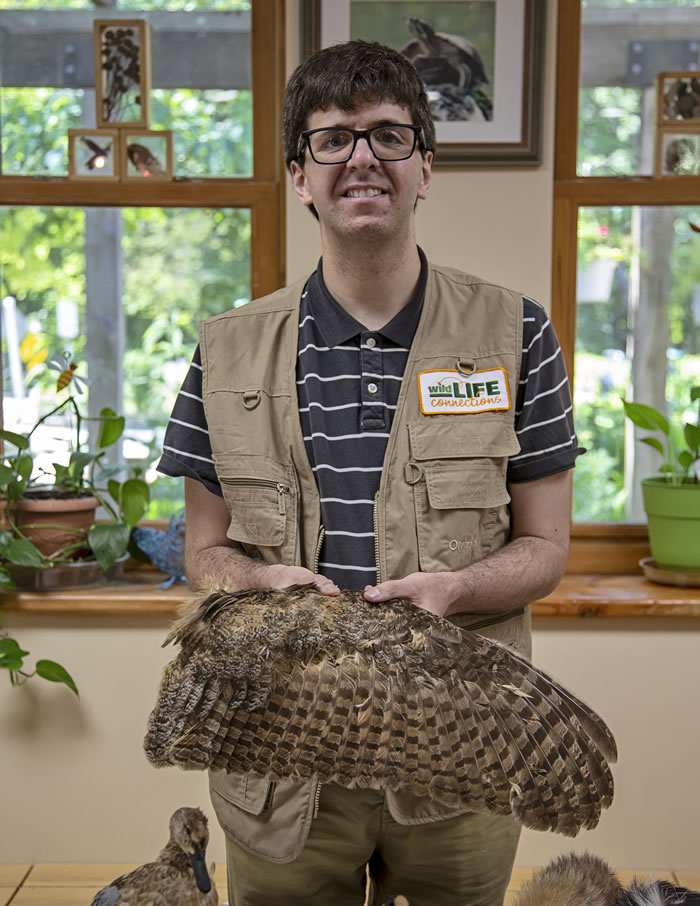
[413,459,511,571]
[407,418,518,573]
[214,453,298,564]
[209,770,317,863]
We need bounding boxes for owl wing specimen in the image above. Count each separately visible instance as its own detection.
[144,585,617,837]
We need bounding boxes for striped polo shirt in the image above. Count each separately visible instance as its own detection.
[158,252,582,588]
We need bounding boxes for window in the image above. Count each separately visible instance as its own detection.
[0,0,284,516]
[552,1,700,553]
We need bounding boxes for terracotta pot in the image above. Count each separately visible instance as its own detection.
[15,494,99,557]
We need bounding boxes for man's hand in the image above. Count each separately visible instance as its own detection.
[264,564,339,595]
[364,571,459,617]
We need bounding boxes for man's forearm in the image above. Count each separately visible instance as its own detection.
[441,534,569,617]
[185,542,270,591]
[185,543,339,595]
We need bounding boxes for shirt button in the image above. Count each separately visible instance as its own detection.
[367,382,378,394]
[366,337,377,348]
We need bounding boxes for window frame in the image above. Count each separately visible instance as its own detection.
[0,0,286,301]
[552,0,700,572]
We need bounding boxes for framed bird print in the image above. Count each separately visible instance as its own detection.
[301,0,545,166]
[93,19,152,129]
[654,72,700,178]
[120,129,173,181]
[67,128,120,181]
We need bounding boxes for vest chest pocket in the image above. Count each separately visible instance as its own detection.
[215,453,298,564]
[407,419,518,573]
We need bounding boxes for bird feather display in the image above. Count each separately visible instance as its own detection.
[132,511,186,589]
[144,585,617,837]
[513,851,700,906]
[90,807,217,905]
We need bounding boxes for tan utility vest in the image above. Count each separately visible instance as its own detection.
[200,261,532,861]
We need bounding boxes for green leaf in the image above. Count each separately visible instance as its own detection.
[17,454,33,481]
[6,477,27,502]
[690,386,700,403]
[35,659,79,696]
[107,479,121,504]
[622,399,670,434]
[0,638,29,670]
[0,429,29,450]
[5,538,44,568]
[0,567,15,590]
[52,463,70,486]
[640,437,665,457]
[68,451,97,475]
[97,408,125,449]
[88,521,130,570]
[0,464,15,484]
[119,479,150,527]
[685,423,700,453]
[678,450,695,470]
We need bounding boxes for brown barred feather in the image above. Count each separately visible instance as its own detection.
[144,585,617,836]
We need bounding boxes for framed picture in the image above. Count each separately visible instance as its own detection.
[93,19,152,129]
[300,0,545,167]
[655,130,700,178]
[657,71,700,128]
[120,129,173,181]
[67,128,120,180]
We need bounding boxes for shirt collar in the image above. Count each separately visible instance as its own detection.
[308,247,428,348]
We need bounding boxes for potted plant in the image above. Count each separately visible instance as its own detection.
[0,359,150,590]
[623,385,700,572]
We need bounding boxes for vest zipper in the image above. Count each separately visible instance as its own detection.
[219,477,290,514]
[373,492,382,584]
[313,525,325,573]
[311,525,326,816]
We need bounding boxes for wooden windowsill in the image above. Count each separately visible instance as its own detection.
[1,567,698,618]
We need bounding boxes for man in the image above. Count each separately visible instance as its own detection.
[159,40,581,906]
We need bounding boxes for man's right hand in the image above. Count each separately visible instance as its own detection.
[262,564,339,595]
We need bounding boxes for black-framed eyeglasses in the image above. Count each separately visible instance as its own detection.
[299,124,424,165]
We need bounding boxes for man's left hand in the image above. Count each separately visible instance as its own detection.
[364,572,460,618]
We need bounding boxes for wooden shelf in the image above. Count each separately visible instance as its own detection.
[1,569,698,619]
[534,573,700,618]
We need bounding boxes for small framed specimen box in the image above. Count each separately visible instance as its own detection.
[655,72,700,178]
[656,130,700,178]
[94,19,152,129]
[657,71,700,128]
[68,128,120,180]
[120,129,173,180]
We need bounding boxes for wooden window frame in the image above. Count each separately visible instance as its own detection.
[0,0,286,300]
[552,0,700,573]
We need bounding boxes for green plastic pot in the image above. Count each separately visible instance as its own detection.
[641,477,700,570]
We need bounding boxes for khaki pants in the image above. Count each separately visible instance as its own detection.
[225,782,521,906]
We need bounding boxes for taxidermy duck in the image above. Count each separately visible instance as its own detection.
[145,585,617,837]
[89,807,217,905]
[513,852,700,906]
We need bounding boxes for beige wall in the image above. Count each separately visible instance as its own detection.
[2,0,700,875]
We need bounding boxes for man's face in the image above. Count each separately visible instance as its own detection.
[290,100,432,243]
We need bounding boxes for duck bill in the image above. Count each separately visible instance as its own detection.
[190,849,212,893]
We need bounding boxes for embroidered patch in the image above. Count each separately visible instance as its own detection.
[418,368,511,415]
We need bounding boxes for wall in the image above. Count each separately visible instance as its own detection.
[3,0,699,876]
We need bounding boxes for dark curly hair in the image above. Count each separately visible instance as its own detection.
[283,40,435,170]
